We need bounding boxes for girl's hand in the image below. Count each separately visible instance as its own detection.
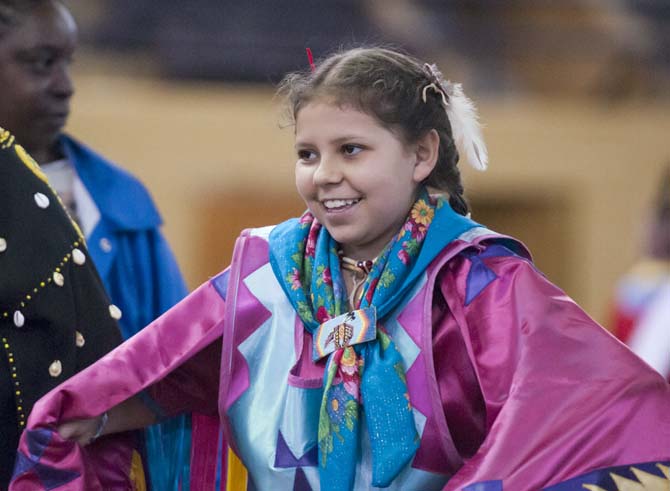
[55,396,157,446]
[57,414,105,446]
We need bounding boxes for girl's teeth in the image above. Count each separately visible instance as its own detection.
[324,199,358,209]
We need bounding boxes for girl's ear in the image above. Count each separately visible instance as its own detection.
[412,129,440,183]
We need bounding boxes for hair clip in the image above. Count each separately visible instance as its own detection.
[421,83,448,106]
[306,48,315,72]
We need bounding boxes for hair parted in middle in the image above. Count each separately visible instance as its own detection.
[278,46,485,216]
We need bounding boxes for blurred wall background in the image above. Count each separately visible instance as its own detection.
[62,0,669,325]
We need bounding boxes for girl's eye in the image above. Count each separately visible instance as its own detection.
[342,144,362,156]
[297,149,317,161]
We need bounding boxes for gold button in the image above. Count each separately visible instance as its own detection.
[0,237,6,252]
[72,248,86,265]
[75,331,85,348]
[13,311,24,328]
[53,271,64,286]
[34,192,50,208]
[49,360,62,377]
[109,304,122,320]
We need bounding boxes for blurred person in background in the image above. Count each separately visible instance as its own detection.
[611,167,670,379]
[0,129,140,489]
[0,1,190,489]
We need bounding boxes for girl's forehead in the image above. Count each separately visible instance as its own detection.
[296,99,410,139]
[298,97,354,114]
[296,100,376,126]
[294,101,407,148]
[296,102,381,135]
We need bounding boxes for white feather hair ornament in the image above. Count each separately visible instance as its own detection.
[422,63,488,171]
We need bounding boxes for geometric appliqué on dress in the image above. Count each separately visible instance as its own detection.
[274,430,318,469]
[542,461,670,491]
[464,244,520,306]
[463,480,503,491]
[274,430,317,490]
[212,269,230,301]
[11,429,80,490]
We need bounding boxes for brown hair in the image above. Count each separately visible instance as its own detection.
[277,46,469,215]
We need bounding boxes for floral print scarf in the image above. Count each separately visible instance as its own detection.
[269,189,478,490]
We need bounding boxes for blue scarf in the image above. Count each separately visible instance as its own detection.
[269,190,477,490]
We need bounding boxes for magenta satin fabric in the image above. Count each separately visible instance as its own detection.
[10,281,226,490]
[437,252,670,490]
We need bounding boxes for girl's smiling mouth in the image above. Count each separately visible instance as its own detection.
[322,198,361,211]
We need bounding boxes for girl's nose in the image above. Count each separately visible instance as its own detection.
[313,156,343,186]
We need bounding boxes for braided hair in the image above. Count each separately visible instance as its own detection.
[278,46,470,216]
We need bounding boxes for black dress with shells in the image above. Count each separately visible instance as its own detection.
[0,129,123,488]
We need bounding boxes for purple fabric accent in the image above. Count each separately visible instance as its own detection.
[26,429,52,460]
[36,465,80,491]
[212,270,230,301]
[543,461,670,490]
[12,452,35,478]
[11,452,79,490]
[293,468,312,491]
[11,429,79,489]
[274,431,318,468]
[464,242,527,306]
[477,244,518,260]
[464,257,497,306]
[463,481,503,491]
[473,236,532,261]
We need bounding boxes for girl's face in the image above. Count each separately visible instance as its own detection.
[295,102,435,260]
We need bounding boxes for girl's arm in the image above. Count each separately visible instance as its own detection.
[57,395,157,446]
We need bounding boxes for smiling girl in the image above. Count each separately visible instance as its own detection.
[11,47,670,491]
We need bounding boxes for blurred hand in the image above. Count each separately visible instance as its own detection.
[57,416,103,446]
